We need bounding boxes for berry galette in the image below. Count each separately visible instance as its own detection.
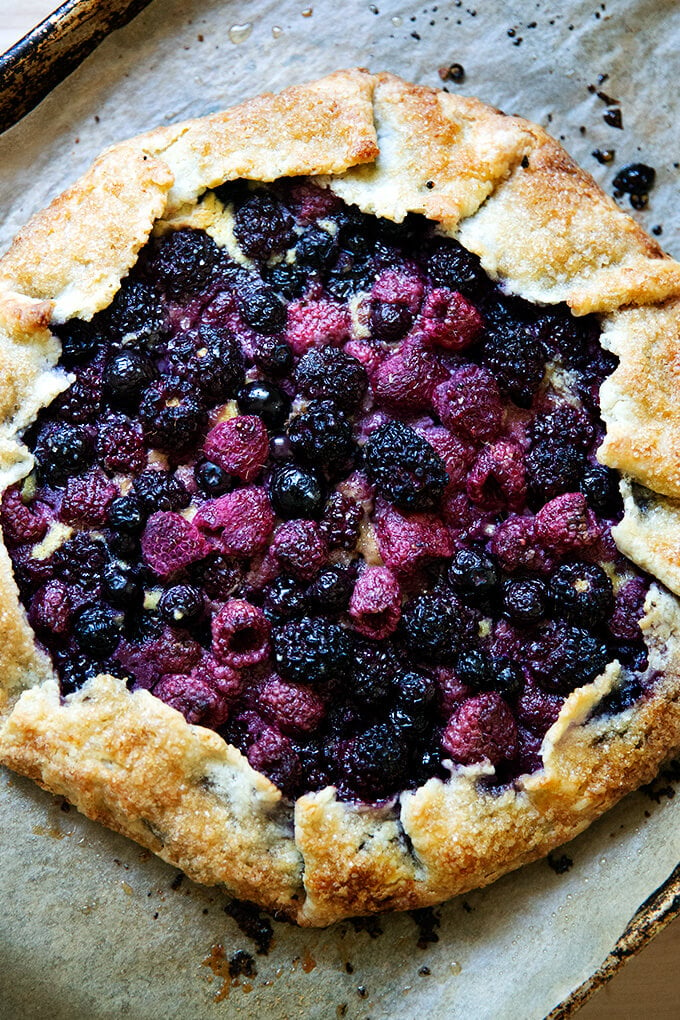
[1,71,679,926]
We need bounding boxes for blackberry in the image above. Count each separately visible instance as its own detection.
[52,319,102,365]
[494,659,524,699]
[526,441,585,506]
[325,254,376,299]
[370,301,414,343]
[400,593,464,664]
[191,554,243,601]
[535,309,595,370]
[252,335,294,376]
[307,566,355,614]
[295,346,368,412]
[340,723,407,798]
[103,351,156,406]
[528,622,610,695]
[237,283,287,334]
[269,464,324,519]
[102,563,142,607]
[364,421,449,511]
[266,261,308,299]
[481,323,546,408]
[351,637,400,705]
[592,674,643,718]
[167,325,245,403]
[57,653,100,696]
[530,405,594,452]
[426,239,487,296]
[580,464,622,516]
[34,424,94,484]
[106,279,166,345]
[548,562,614,626]
[159,584,204,626]
[109,532,141,563]
[73,604,122,657]
[194,460,233,496]
[455,649,495,689]
[233,191,294,260]
[273,616,353,686]
[287,401,356,471]
[295,225,338,269]
[263,576,308,622]
[51,363,103,425]
[395,670,437,722]
[52,534,109,589]
[502,578,548,624]
[238,381,291,429]
[447,548,499,602]
[152,228,222,297]
[139,377,208,452]
[133,471,190,512]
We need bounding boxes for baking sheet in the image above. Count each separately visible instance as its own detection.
[1,1,680,1016]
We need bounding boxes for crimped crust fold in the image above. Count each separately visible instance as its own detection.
[1,70,680,926]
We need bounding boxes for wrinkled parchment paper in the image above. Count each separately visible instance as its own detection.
[1,1,680,1016]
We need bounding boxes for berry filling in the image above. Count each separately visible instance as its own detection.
[0,180,654,803]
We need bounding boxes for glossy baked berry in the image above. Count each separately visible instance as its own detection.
[482,323,546,408]
[448,548,500,602]
[101,562,142,607]
[400,593,465,664]
[455,649,495,689]
[271,520,328,581]
[319,491,363,550]
[426,239,486,296]
[34,424,93,484]
[364,421,449,511]
[58,653,99,696]
[139,377,208,452]
[306,567,355,614]
[251,335,294,376]
[336,723,408,798]
[370,301,414,343]
[530,405,594,452]
[167,325,245,403]
[73,604,122,657]
[194,460,233,496]
[133,471,190,512]
[273,616,353,687]
[287,401,356,471]
[548,562,614,626]
[350,638,399,706]
[103,351,156,405]
[502,578,548,624]
[52,534,109,590]
[528,622,610,695]
[266,261,308,299]
[96,414,146,475]
[580,464,622,516]
[233,190,294,260]
[263,575,308,622]
[295,224,338,268]
[395,670,437,720]
[526,441,585,506]
[237,283,287,334]
[106,279,166,345]
[295,346,368,412]
[159,584,204,626]
[238,381,291,428]
[152,228,222,296]
[269,464,324,519]
[192,554,243,601]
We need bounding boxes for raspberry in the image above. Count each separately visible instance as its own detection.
[284,180,342,223]
[373,501,453,576]
[247,727,301,796]
[271,520,327,581]
[28,580,72,634]
[0,487,49,546]
[167,325,245,403]
[212,599,270,668]
[286,299,351,355]
[193,487,274,556]
[419,288,484,350]
[426,239,486,295]
[437,668,473,717]
[116,626,203,689]
[139,376,208,452]
[141,511,211,578]
[527,622,610,694]
[608,577,648,640]
[516,677,563,735]
[96,414,147,474]
[195,654,244,701]
[233,190,294,260]
[364,421,449,511]
[60,468,118,526]
[441,491,497,549]
[466,440,526,513]
[442,692,518,766]
[416,427,475,491]
[371,269,424,314]
[490,515,555,574]
[153,673,231,728]
[152,228,222,297]
[287,401,356,472]
[548,562,614,626]
[259,676,326,735]
[400,592,466,664]
[133,470,190,513]
[371,336,447,411]
[273,616,353,687]
[203,416,269,483]
[432,365,504,442]
[481,321,547,408]
[319,492,363,550]
[535,493,601,553]
[349,566,402,639]
[295,346,368,412]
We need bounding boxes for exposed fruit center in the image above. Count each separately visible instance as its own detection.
[0,178,652,803]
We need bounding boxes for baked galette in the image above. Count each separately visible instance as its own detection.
[1,70,679,926]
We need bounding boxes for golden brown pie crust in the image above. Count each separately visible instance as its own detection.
[1,69,680,926]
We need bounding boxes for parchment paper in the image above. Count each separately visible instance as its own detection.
[1,2,680,1017]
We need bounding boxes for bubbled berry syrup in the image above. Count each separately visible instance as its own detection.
[0,179,654,804]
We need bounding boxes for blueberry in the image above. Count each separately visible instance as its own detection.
[502,578,548,624]
[266,262,308,299]
[104,351,156,405]
[269,435,293,461]
[455,649,495,688]
[237,283,287,334]
[493,658,524,698]
[159,584,204,626]
[263,575,308,622]
[306,567,354,613]
[548,562,614,626]
[102,563,142,607]
[194,460,233,496]
[238,381,291,428]
[370,301,413,343]
[73,604,121,657]
[269,464,324,519]
[35,424,93,484]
